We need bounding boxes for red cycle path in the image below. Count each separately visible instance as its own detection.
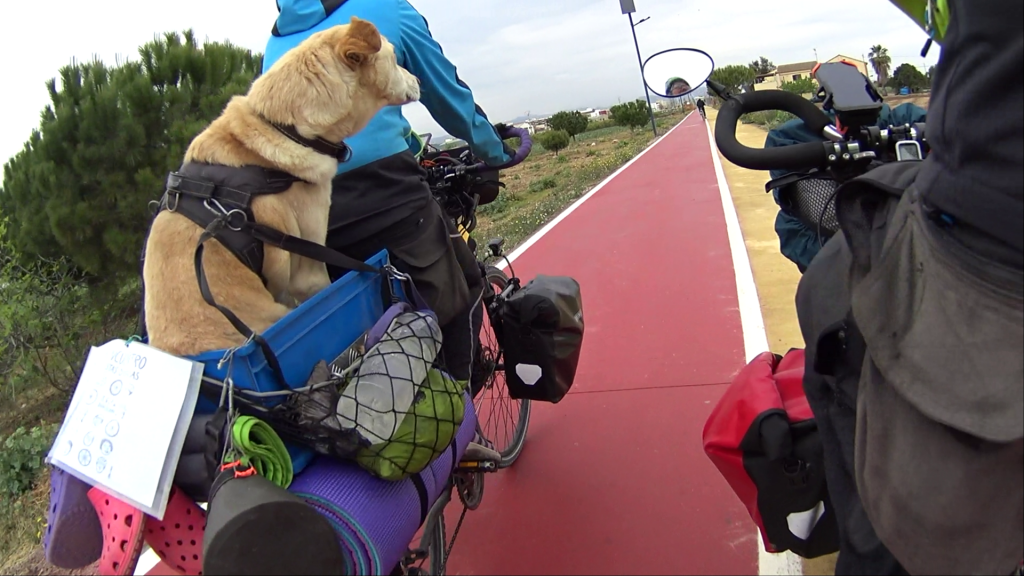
[142,112,757,576]
[444,112,756,575]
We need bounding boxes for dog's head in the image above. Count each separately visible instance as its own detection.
[248,17,420,144]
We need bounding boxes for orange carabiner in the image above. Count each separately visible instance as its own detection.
[221,459,257,478]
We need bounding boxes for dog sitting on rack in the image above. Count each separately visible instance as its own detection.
[142,17,420,357]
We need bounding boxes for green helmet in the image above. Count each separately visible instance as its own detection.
[665,77,688,93]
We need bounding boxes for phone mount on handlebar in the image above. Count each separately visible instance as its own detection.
[421,145,503,234]
[813,61,884,136]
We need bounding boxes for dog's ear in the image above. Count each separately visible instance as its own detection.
[339,16,382,67]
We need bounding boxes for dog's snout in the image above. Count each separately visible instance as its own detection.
[402,70,421,103]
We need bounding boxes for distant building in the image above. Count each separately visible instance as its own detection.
[826,54,869,78]
[526,118,550,133]
[570,107,610,119]
[753,55,870,91]
[440,137,467,150]
[512,122,535,135]
[754,60,817,91]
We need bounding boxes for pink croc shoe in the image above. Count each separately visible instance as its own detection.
[143,486,206,575]
[87,488,147,576]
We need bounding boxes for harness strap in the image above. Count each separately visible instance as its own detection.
[169,165,301,209]
[246,222,378,274]
[246,220,431,312]
[410,473,429,526]
[163,164,305,281]
[194,218,289,387]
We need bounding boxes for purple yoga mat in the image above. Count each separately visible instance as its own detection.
[288,392,477,575]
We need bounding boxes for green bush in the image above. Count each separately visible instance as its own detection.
[528,177,558,192]
[741,110,797,131]
[547,111,589,141]
[710,64,756,94]
[584,118,615,132]
[780,77,817,95]
[535,130,570,155]
[1,424,60,499]
[0,218,106,406]
[609,99,650,131]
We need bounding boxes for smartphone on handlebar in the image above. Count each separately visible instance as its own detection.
[813,61,884,133]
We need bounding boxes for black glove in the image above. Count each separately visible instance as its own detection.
[492,123,516,164]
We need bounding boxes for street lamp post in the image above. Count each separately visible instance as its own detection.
[620,0,658,137]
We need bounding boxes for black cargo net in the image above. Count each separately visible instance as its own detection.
[239,310,467,481]
[781,177,841,241]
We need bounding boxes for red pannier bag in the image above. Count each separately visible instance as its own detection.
[702,349,839,559]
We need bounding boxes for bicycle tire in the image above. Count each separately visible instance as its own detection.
[474,266,531,469]
[427,514,446,575]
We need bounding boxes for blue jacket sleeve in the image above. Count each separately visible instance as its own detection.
[395,0,511,166]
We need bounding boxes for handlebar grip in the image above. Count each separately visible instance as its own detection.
[495,125,532,168]
[714,90,832,172]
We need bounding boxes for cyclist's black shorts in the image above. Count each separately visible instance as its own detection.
[326,157,480,327]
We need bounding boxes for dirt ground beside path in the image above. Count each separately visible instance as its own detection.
[705,109,806,354]
[705,107,839,576]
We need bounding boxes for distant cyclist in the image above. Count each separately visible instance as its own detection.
[696,97,707,120]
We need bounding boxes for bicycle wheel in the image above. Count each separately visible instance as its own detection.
[472,266,531,468]
[427,514,446,575]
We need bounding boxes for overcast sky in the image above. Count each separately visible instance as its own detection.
[1,0,938,164]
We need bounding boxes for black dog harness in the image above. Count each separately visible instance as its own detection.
[141,122,397,385]
[161,163,302,281]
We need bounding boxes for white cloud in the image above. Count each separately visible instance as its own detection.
[1,0,938,164]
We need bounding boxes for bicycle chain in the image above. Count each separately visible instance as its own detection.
[439,504,469,575]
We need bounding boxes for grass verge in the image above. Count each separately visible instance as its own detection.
[475,109,688,249]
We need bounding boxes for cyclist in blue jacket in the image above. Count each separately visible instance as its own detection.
[264,0,509,462]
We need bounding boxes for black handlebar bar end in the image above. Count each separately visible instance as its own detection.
[714,90,832,172]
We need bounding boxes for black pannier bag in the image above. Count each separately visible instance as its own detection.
[500,275,584,403]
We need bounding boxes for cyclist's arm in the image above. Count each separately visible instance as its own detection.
[395,0,512,166]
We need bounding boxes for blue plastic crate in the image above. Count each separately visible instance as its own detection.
[188,249,402,471]
[192,250,394,395]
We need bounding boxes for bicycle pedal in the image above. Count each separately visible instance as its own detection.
[457,460,498,472]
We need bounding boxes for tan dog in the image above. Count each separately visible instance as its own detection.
[143,17,419,357]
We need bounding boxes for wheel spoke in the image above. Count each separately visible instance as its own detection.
[470,268,530,468]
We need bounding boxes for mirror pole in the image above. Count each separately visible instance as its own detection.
[627,12,658,137]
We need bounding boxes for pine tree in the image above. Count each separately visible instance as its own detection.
[0,31,262,296]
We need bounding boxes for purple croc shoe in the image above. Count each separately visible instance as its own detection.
[43,467,103,569]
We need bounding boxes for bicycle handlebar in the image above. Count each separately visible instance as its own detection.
[421,124,533,231]
[715,90,833,171]
[423,124,532,178]
[713,89,928,173]
[494,124,533,169]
